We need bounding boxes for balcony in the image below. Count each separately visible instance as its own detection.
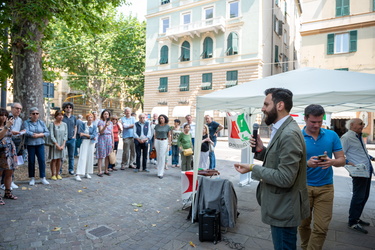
[164,16,225,41]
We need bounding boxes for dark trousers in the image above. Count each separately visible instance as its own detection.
[65,138,76,173]
[348,176,372,225]
[271,225,297,250]
[27,144,46,178]
[135,140,148,170]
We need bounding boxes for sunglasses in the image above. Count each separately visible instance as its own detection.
[31,113,39,115]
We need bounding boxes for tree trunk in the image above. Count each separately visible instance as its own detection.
[12,19,45,120]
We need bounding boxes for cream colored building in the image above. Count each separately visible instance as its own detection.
[300,0,375,141]
[144,0,302,128]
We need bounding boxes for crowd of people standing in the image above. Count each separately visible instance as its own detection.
[0,102,223,205]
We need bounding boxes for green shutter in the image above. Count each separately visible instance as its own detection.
[227,33,233,55]
[226,71,238,81]
[349,30,357,52]
[159,46,168,64]
[203,37,213,58]
[232,33,238,54]
[336,0,342,16]
[342,0,350,16]
[275,45,279,62]
[159,77,168,92]
[327,34,335,55]
[373,0,375,11]
[202,73,212,83]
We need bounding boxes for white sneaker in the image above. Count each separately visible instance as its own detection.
[29,177,35,186]
[0,184,12,190]
[84,174,91,179]
[75,175,82,181]
[154,161,157,165]
[150,159,155,164]
[41,177,50,185]
[11,182,19,189]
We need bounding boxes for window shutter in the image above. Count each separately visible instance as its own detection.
[336,0,342,16]
[349,30,357,52]
[327,34,334,55]
[275,45,279,63]
[278,20,283,35]
[342,0,350,16]
[274,15,277,33]
[159,46,168,64]
[227,33,233,55]
[207,38,213,57]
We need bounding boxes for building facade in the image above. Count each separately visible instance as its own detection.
[300,0,375,141]
[144,0,302,127]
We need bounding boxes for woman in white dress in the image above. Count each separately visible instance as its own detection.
[75,114,98,181]
[49,110,67,180]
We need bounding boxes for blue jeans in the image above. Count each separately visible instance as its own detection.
[271,225,297,250]
[65,138,76,173]
[74,137,82,157]
[172,145,179,165]
[208,140,217,169]
[27,144,46,178]
[349,175,372,226]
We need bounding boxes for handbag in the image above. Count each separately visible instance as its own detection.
[198,169,220,177]
[183,148,193,156]
[150,148,157,159]
[109,151,116,164]
[44,123,54,147]
[209,143,215,152]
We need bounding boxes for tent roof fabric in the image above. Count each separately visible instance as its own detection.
[197,67,375,114]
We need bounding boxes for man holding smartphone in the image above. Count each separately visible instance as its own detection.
[298,104,345,250]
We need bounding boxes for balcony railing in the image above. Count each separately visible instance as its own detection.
[164,16,225,40]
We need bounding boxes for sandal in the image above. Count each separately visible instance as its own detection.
[97,173,103,177]
[0,197,4,205]
[4,189,18,200]
[104,172,111,176]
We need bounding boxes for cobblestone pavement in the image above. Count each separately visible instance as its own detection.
[0,141,374,249]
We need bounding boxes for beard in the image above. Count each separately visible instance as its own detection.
[264,106,278,125]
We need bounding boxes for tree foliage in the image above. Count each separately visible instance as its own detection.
[0,0,127,117]
[45,12,146,111]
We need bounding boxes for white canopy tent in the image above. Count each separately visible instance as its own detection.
[191,67,375,220]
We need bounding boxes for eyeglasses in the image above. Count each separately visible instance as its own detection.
[31,113,39,115]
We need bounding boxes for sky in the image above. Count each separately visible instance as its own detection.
[117,0,147,21]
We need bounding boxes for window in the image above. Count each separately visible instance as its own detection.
[161,0,170,5]
[162,18,170,33]
[274,45,279,63]
[336,0,350,17]
[204,7,214,25]
[373,0,375,11]
[159,77,168,92]
[229,1,239,18]
[201,73,212,90]
[327,30,357,54]
[159,46,169,64]
[201,37,213,59]
[274,15,283,35]
[180,75,189,91]
[182,12,191,30]
[179,41,190,62]
[226,70,238,88]
[226,32,239,55]
[282,55,289,72]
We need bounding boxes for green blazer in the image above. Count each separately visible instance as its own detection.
[253,116,310,227]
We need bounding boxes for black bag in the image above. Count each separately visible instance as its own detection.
[199,208,221,244]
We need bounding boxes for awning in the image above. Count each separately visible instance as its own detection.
[151,107,169,116]
[172,106,191,117]
[331,112,356,119]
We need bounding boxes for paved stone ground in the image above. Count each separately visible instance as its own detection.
[0,141,374,249]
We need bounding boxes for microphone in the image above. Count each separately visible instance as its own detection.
[252,123,260,153]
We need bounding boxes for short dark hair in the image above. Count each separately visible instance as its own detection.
[54,110,64,118]
[174,119,181,124]
[264,88,293,112]
[304,104,325,118]
[0,108,9,126]
[100,109,111,120]
[158,114,169,124]
[62,102,74,110]
[183,123,190,129]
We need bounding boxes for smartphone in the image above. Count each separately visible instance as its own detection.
[317,154,326,160]
[106,118,110,122]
